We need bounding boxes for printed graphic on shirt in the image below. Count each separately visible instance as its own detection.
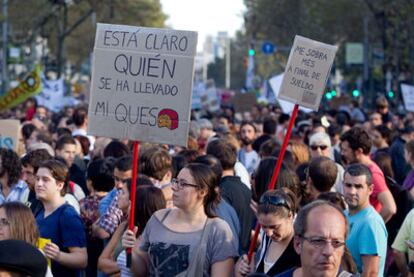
[148,242,189,276]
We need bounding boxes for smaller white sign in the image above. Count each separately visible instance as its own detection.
[401,84,414,112]
[36,77,65,112]
[278,35,338,111]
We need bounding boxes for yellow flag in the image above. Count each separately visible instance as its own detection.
[0,65,42,110]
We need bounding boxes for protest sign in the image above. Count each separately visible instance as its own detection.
[36,77,65,112]
[401,84,414,112]
[231,92,257,113]
[0,120,20,151]
[0,66,42,110]
[278,36,337,111]
[87,23,197,146]
[269,73,312,114]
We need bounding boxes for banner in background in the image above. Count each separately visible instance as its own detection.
[0,65,42,110]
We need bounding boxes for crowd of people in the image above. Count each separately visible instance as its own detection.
[1,95,414,277]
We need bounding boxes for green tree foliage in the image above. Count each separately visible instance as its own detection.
[7,0,167,68]
[242,0,414,86]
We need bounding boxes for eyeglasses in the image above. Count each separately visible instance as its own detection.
[310,145,328,151]
[259,195,290,211]
[299,235,345,249]
[0,218,10,227]
[171,178,199,190]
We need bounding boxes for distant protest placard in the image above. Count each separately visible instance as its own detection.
[278,35,337,111]
[401,84,414,112]
[88,23,198,146]
[0,120,20,151]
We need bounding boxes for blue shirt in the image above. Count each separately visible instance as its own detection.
[0,179,29,204]
[345,206,387,276]
[98,188,117,215]
[36,204,86,277]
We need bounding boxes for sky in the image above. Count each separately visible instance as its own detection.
[160,0,245,52]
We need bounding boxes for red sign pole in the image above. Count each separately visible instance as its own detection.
[247,104,299,261]
[127,141,139,267]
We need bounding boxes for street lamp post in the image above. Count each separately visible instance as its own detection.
[2,0,8,94]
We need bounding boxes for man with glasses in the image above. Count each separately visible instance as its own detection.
[275,200,350,277]
[343,164,387,277]
[94,156,132,239]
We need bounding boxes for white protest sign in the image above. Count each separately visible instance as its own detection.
[88,23,197,146]
[401,84,414,112]
[278,35,337,111]
[36,77,65,112]
[269,73,312,114]
[0,120,20,151]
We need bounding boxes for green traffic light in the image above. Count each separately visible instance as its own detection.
[388,91,395,98]
[326,92,333,100]
[331,90,337,97]
[352,90,360,97]
[249,49,255,56]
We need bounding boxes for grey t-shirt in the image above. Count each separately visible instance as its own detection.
[140,211,238,276]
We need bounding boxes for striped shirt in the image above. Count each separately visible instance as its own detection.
[0,180,29,204]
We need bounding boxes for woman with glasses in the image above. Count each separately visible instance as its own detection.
[131,163,238,277]
[236,188,300,276]
[35,159,87,277]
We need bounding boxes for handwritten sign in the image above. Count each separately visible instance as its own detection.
[278,35,337,111]
[87,23,198,146]
[269,73,312,114]
[401,84,414,112]
[0,120,20,151]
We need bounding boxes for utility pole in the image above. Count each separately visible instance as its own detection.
[2,0,8,94]
[56,3,68,78]
[225,37,230,88]
[363,17,371,109]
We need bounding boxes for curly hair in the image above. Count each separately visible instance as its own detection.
[0,148,22,186]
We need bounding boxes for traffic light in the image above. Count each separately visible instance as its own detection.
[249,48,255,56]
[331,90,337,97]
[352,89,360,98]
[325,91,333,100]
[387,90,395,98]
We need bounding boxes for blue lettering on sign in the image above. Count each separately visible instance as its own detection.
[0,137,14,149]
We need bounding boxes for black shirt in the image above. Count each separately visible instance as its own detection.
[256,236,300,275]
[220,175,254,253]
